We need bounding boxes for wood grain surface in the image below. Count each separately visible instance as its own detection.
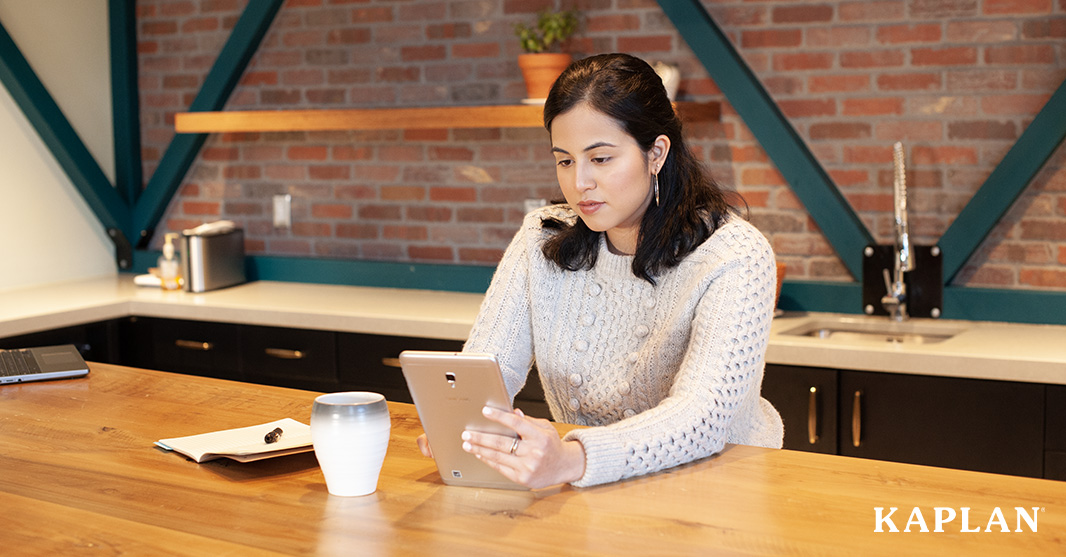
[2,363,1063,555]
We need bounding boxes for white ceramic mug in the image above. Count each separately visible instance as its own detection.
[311,392,390,497]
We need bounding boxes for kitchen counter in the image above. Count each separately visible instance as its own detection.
[4,362,1065,555]
[2,275,1065,385]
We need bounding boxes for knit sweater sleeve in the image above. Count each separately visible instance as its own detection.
[461,212,539,398]
[562,223,778,487]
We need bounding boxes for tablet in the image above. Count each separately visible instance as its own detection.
[398,350,526,490]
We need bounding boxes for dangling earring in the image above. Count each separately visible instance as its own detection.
[653,173,660,206]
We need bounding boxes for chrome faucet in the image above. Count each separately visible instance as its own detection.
[881,142,915,321]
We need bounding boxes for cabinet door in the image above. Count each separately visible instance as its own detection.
[1045,385,1066,481]
[0,320,121,364]
[762,364,838,454]
[840,371,1044,478]
[137,317,242,381]
[243,325,338,392]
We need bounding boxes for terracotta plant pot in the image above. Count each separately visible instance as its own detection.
[517,53,572,100]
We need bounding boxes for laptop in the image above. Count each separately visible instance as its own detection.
[0,344,90,385]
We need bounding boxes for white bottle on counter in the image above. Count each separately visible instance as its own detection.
[158,233,182,291]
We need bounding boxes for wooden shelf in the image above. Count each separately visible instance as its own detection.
[173,102,720,133]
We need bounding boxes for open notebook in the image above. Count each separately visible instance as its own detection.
[156,418,313,463]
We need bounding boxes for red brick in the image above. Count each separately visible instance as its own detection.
[352,7,394,23]
[354,164,400,181]
[336,223,378,239]
[947,21,1018,42]
[843,97,903,116]
[988,243,1053,263]
[452,42,499,59]
[401,45,446,62]
[183,201,221,215]
[840,50,904,68]
[876,73,942,91]
[947,120,1018,140]
[458,248,505,263]
[408,246,454,261]
[740,167,787,186]
[847,193,895,212]
[946,69,1018,91]
[809,122,872,140]
[292,222,331,237]
[806,26,871,47]
[335,185,376,200]
[458,207,504,223]
[142,21,178,35]
[844,146,894,164]
[265,165,306,180]
[984,0,1053,15]
[912,146,979,165]
[201,147,239,161]
[379,145,423,161]
[1020,220,1066,240]
[430,187,477,202]
[384,225,428,240]
[985,44,1056,65]
[222,166,261,180]
[829,169,870,187]
[327,28,371,45]
[182,17,220,33]
[332,146,372,160]
[405,129,448,141]
[1059,246,1066,264]
[778,99,836,118]
[224,202,262,216]
[358,205,402,220]
[875,120,943,141]
[741,190,771,208]
[808,74,868,93]
[741,29,802,48]
[288,146,329,161]
[408,206,453,222]
[1021,17,1066,39]
[773,4,834,23]
[910,0,979,18]
[839,1,905,21]
[961,266,1015,286]
[981,94,1052,115]
[773,52,834,71]
[381,186,425,201]
[617,35,673,52]
[241,71,278,86]
[312,203,353,219]
[586,14,641,32]
[876,24,941,44]
[912,46,977,66]
[1019,268,1066,288]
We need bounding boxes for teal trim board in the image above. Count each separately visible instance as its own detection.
[129,251,496,294]
[109,0,143,206]
[0,19,128,232]
[656,0,874,279]
[131,0,283,246]
[938,79,1066,283]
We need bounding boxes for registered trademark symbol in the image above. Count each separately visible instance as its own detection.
[1041,507,1046,512]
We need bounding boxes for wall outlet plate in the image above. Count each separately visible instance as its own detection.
[273,194,291,229]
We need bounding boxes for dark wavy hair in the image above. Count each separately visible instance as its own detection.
[540,53,737,284]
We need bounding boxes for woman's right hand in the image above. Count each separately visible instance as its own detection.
[416,433,433,458]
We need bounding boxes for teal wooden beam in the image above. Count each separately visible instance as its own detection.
[938,79,1066,282]
[130,0,283,247]
[109,0,143,206]
[0,19,129,235]
[656,0,874,279]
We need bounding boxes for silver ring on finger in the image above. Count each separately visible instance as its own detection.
[509,437,520,455]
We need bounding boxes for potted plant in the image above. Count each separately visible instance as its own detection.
[514,9,579,101]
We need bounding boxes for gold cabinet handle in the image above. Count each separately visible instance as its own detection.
[381,357,402,368]
[852,390,863,448]
[265,348,305,360]
[807,386,819,445]
[175,340,213,351]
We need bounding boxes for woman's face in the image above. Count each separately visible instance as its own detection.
[550,103,669,255]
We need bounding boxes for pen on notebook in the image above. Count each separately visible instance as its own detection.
[264,427,283,444]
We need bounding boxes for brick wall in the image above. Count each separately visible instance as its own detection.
[137,0,1066,289]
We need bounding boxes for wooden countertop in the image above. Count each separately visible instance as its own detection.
[3,363,1064,555]
[3,275,1066,385]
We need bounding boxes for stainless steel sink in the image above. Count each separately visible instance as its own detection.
[780,318,966,345]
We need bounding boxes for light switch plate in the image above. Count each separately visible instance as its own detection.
[273,194,291,229]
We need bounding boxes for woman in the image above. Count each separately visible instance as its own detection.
[420,53,783,488]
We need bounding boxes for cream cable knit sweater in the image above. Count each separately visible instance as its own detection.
[464,205,783,488]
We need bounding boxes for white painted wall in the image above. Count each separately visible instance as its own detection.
[0,0,116,292]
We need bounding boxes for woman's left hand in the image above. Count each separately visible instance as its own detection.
[462,407,586,489]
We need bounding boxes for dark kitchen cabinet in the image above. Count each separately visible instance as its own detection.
[244,325,338,392]
[1045,385,1066,481]
[0,319,122,364]
[763,364,1046,478]
[762,365,838,455]
[127,317,242,381]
